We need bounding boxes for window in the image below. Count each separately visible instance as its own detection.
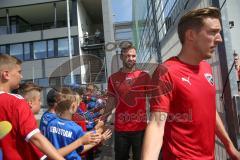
[24,43,31,60]
[10,17,17,34]
[38,78,49,87]
[47,40,54,57]
[10,44,23,60]
[33,41,47,59]
[58,38,74,57]
[1,36,78,60]
[63,75,72,85]
[72,37,79,55]
[0,18,7,35]
[75,75,81,84]
[49,77,61,86]
[58,38,68,56]
[0,45,6,53]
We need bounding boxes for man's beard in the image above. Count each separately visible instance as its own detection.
[124,62,136,69]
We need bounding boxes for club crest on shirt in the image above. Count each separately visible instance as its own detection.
[125,77,133,85]
[204,73,214,86]
[114,80,120,86]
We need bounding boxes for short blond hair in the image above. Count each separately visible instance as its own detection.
[0,53,22,71]
[17,82,42,102]
[73,91,81,106]
[59,87,74,101]
[56,88,81,114]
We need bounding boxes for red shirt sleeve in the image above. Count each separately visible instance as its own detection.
[16,99,39,141]
[150,65,174,113]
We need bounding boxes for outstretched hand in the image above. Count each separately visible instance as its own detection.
[94,119,104,130]
[81,131,102,145]
[101,129,112,141]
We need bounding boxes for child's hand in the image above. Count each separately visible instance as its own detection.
[99,108,105,115]
[94,119,104,130]
[81,131,102,145]
[101,129,112,141]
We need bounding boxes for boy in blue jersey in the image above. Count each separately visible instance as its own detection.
[40,88,60,136]
[40,87,105,135]
[46,90,112,160]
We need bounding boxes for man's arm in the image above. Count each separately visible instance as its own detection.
[29,132,65,160]
[216,111,240,160]
[102,96,116,121]
[141,112,167,160]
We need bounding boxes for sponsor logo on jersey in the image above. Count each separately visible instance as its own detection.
[50,126,72,138]
[181,77,191,85]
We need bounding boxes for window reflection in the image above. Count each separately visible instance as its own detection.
[10,44,23,60]
[58,38,74,56]
[58,38,68,56]
[0,18,7,35]
[24,43,31,60]
[2,36,77,60]
[10,17,17,34]
[0,46,6,53]
[48,40,54,57]
[34,41,47,59]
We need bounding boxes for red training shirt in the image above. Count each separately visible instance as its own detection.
[108,69,151,132]
[0,92,41,160]
[151,57,216,160]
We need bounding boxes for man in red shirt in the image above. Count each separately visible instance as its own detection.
[142,7,240,160]
[104,41,151,160]
[0,53,65,160]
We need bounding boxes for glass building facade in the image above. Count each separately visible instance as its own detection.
[133,0,193,63]
[0,0,107,87]
[0,36,78,61]
[0,0,113,108]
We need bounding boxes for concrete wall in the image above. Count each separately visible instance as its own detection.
[220,0,240,95]
[0,26,78,45]
[102,0,115,77]
[22,55,83,81]
[22,60,43,79]
[78,0,92,35]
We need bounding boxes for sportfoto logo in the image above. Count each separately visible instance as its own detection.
[117,109,193,123]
